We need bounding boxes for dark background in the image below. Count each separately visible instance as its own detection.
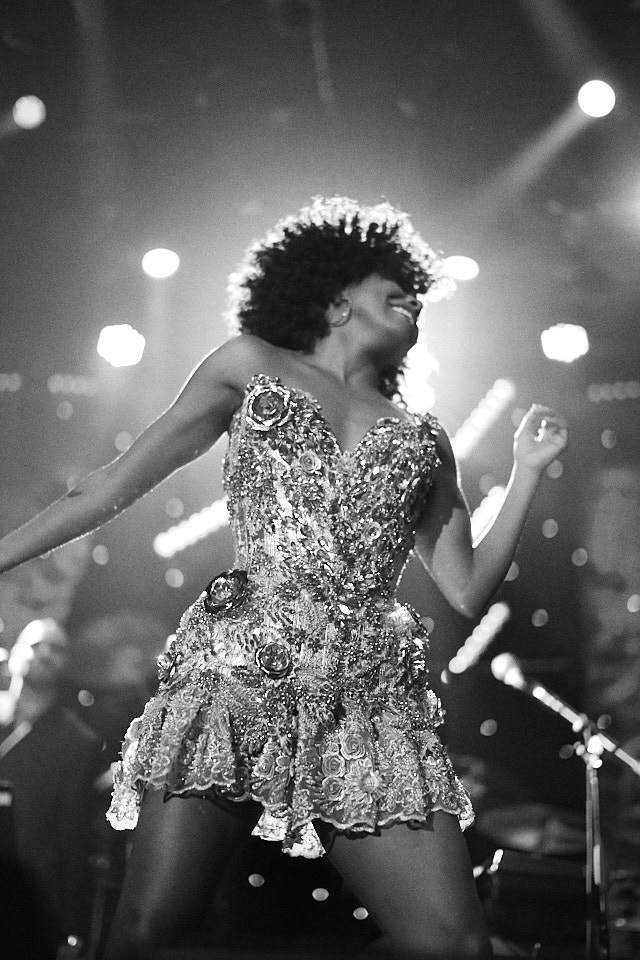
[1,0,639,951]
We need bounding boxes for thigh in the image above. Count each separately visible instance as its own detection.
[104,788,262,956]
[326,812,491,960]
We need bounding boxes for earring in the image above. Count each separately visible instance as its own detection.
[330,297,352,327]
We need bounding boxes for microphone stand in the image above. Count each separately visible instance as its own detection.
[491,660,640,960]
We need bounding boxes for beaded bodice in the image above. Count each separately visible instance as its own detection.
[108,374,475,853]
[224,375,441,612]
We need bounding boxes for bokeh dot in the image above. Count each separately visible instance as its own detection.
[247,873,265,888]
[312,888,330,902]
[546,460,563,479]
[165,497,185,518]
[542,519,559,539]
[571,548,588,567]
[532,609,549,627]
[114,431,134,452]
[77,689,95,707]
[165,568,184,588]
[480,719,498,737]
[601,429,617,449]
[92,545,110,565]
[627,594,640,614]
[558,744,574,760]
[56,400,73,419]
[353,907,369,920]
[422,616,435,633]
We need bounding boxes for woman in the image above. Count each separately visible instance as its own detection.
[0,197,567,959]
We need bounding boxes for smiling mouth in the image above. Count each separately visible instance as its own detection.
[392,305,419,325]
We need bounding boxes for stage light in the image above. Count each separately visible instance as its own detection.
[577,80,615,118]
[442,255,479,281]
[587,380,640,402]
[0,373,22,392]
[451,380,516,460]
[403,340,438,413]
[447,602,510,675]
[92,545,109,565]
[627,594,640,613]
[48,374,99,395]
[114,431,133,452]
[12,95,46,130]
[142,248,180,278]
[97,324,145,367]
[531,609,549,627]
[540,323,589,362]
[541,519,559,539]
[165,568,184,588]
[153,498,229,557]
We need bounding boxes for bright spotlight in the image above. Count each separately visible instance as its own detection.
[577,80,615,118]
[442,256,480,281]
[142,248,180,279]
[97,324,146,367]
[12,96,46,130]
[541,323,589,363]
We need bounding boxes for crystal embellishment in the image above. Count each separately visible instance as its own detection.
[246,382,292,431]
[203,569,249,614]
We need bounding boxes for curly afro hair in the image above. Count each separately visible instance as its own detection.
[226,197,453,400]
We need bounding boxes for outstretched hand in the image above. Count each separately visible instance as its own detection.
[513,404,568,473]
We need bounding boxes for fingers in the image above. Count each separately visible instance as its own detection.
[525,404,568,440]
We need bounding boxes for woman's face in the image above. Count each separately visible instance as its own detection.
[341,274,422,356]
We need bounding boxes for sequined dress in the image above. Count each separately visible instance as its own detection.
[107,374,473,856]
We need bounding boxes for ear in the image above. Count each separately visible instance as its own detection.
[327,297,352,328]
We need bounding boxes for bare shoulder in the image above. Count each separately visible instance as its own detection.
[192,334,280,400]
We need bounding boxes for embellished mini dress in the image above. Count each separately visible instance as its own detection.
[107,374,473,857]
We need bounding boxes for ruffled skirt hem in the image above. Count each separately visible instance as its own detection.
[106,678,474,858]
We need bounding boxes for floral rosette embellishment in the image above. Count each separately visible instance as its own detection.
[246,382,293,431]
[203,569,249,615]
[298,449,322,474]
[255,639,292,679]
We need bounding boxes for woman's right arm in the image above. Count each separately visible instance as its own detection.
[0,337,254,574]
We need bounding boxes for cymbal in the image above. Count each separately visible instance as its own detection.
[476,803,585,855]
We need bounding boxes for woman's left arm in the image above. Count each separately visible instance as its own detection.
[413,404,568,618]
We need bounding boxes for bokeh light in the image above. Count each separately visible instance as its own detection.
[442,255,480,281]
[577,80,615,118]
[97,324,146,367]
[12,95,46,130]
[142,248,180,278]
[540,323,589,362]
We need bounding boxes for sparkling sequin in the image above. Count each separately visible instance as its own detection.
[107,374,473,855]
[246,382,292,430]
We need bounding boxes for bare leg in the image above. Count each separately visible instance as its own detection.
[103,788,261,960]
[326,812,492,960]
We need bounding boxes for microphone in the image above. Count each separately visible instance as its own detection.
[491,653,640,776]
[491,652,585,727]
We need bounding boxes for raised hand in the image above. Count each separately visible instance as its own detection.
[513,403,568,473]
